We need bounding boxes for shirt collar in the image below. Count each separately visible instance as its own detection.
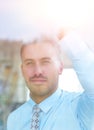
[29,88,62,113]
[39,88,62,113]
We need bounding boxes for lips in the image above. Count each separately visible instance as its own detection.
[30,78,47,84]
[31,79,46,82]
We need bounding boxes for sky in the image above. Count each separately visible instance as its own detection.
[0,0,94,45]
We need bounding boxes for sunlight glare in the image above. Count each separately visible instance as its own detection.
[18,0,90,29]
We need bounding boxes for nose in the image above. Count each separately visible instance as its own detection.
[33,64,43,76]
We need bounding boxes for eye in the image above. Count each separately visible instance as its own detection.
[26,62,31,65]
[42,60,51,65]
[25,61,34,66]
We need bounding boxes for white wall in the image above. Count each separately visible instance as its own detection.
[59,68,83,92]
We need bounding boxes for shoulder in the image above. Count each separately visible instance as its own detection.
[62,90,82,100]
[7,99,32,122]
[61,90,83,107]
[7,99,33,130]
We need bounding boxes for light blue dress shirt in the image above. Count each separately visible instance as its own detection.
[7,32,94,130]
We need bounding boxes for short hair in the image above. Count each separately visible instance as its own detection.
[20,34,63,63]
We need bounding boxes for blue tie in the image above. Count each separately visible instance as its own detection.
[31,105,41,130]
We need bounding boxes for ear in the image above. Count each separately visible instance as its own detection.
[21,64,26,80]
[58,63,63,75]
[21,64,24,75]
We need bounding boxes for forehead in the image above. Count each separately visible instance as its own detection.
[21,42,58,60]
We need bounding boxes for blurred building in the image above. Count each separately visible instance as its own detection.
[0,40,27,130]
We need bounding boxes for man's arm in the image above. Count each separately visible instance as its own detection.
[59,31,94,98]
[59,31,94,129]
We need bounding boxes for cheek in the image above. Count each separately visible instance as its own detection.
[45,66,59,76]
[22,68,33,79]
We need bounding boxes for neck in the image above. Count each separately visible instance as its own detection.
[30,95,48,104]
[30,89,57,104]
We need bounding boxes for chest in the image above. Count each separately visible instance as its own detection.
[39,102,81,130]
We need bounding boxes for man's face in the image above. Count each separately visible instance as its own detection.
[21,42,63,102]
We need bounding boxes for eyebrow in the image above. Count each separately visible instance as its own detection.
[24,57,51,62]
[40,57,51,61]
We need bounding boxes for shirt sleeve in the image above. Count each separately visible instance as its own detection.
[60,31,94,129]
[60,31,94,99]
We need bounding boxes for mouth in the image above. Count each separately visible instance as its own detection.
[31,78,47,84]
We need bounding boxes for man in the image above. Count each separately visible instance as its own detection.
[7,30,94,130]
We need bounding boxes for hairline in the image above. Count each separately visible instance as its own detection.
[20,35,63,63]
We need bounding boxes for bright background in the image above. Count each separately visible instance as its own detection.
[0,0,94,44]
